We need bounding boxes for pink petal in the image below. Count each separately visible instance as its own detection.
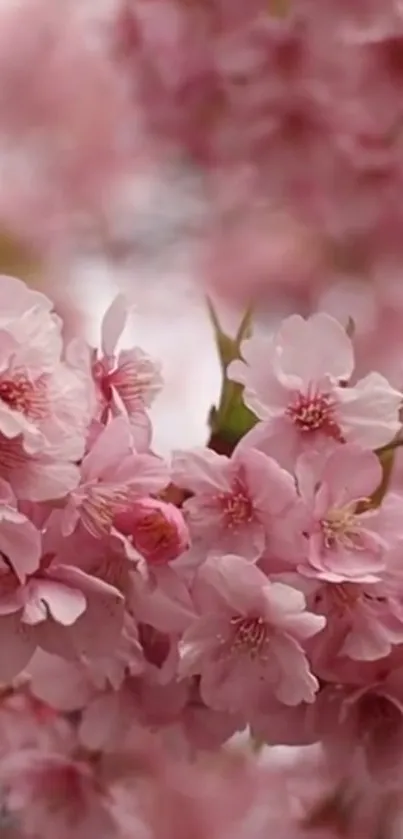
[0,478,15,504]
[0,404,43,451]
[295,451,333,503]
[179,616,227,676]
[101,294,128,357]
[273,313,354,387]
[32,579,86,626]
[262,581,306,620]
[127,411,152,452]
[82,416,133,481]
[239,417,301,472]
[339,372,402,450]
[50,567,124,658]
[239,447,297,515]
[79,694,121,752]
[320,445,383,504]
[11,459,80,502]
[29,651,94,712]
[226,357,248,387]
[228,342,287,422]
[21,594,48,625]
[342,618,393,661]
[116,452,169,494]
[200,655,248,713]
[201,554,267,615]
[279,611,326,641]
[0,509,41,580]
[50,564,124,601]
[270,635,319,705]
[131,569,194,633]
[172,448,230,493]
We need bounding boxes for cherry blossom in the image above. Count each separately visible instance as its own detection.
[296,444,401,582]
[0,276,399,837]
[0,551,124,681]
[172,444,302,561]
[114,496,190,565]
[60,416,169,538]
[231,313,402,467]
[0,432,81,502]
[91,294,163,429]
[179,554,325,713]
[299,541,403,669]
[4,0,403,830]
[0,275,93,459]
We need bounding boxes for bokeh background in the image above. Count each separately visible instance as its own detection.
[2,0,403,453]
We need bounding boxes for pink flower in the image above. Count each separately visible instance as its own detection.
[296,444,400,582]
[0,555,124,681]
[129,557,196,634]
[60,416,169,538]
[91,294,163,427]
[230,313,402,468]
[0,275,93,460]
[115,496,190,565]
[36,563,124,656]
[172,445,302,562]
[0,433,80,502]
[304,555,403,669]
[0,274,61,362]
[179,554,324,714]
[29,612,145,713]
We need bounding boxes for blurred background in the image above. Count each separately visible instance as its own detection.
[2,0,403,452]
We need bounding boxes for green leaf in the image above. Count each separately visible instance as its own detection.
[206,299,257,451]
[206,298,253,372]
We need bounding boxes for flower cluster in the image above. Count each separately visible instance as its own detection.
[0,275,403,836]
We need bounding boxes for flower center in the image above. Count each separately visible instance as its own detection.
[230,616,269,659]
[0,373,48,419]
[136,511,174,546]
[81,485,130,537]
[92,353,161,415]
[92,358,113,402]
[321,504,363,551]
[218,480,254,528]
[286,388,344,441]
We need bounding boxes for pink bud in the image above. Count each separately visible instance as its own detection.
[115,498,190,565]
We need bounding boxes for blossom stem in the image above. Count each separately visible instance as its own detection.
[206,299,257,452]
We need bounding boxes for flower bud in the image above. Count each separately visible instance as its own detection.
[115,498,190,565]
